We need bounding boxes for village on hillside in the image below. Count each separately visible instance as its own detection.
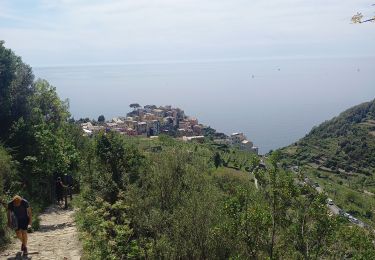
[80,103,258,154]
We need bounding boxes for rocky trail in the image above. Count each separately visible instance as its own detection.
[0,206,82,260]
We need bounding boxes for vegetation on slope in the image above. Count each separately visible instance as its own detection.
[76,134,375,259]
[283,99,375,173]
[280,99,375,226]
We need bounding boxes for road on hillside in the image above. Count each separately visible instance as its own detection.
[309,180,367,228]
[292,168,369,229]
[254,164,370,230]
[328,204,340,215]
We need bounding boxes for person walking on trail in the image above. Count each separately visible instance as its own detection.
[7,195,32,255]
[56,177,66,205]
[64,173,74,200]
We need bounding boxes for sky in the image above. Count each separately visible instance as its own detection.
[0,0,374,67]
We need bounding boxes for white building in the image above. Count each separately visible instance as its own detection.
[231,133,258,154]
[112,117,124,124]
[182,136,205,143]
[81,122,93,129]
[230,133,246,144]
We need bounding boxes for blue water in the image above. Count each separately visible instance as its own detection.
[34,57,375,154]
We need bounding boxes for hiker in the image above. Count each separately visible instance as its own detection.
[7,195,32,255]
[63,173,74,200]
[56,177,65,205]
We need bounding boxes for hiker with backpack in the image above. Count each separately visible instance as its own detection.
[6,195,32,255]
[56,176,67,205]
[63,173,74,200]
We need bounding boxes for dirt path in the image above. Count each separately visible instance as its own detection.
[0,206,82,260]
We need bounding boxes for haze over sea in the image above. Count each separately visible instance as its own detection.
[34,56,375,154]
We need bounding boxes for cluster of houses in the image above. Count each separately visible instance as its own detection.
[81,104,204,138]
[214,133,259,154]
[81,104,258,155]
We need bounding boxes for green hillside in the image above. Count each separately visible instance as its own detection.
[281,99,375,225]
[283,99,375,174]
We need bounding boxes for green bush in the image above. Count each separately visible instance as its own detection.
[0,146,15,246]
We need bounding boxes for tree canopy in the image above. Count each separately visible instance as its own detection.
[129,103,141,110]
[98,115,105,123]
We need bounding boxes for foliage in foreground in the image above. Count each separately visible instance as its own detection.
[0,41,82,239]
[76,134,375,259]
[0,146,15,246]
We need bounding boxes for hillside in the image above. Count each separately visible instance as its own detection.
[283,100,375,175]
[280,99,375,225]
[282,99,375,174]
[1,43,375,259]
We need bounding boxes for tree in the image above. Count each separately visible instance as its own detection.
[262,151,296,259]
[213,152,222,168]
[1,76,81,202]
[329,225,375,258]
[0,43,85,206]
[223,187,271,259]
[130,103,141,110]
[94,132,145,202]
[98,115,105,123]
[0,41,34,141]
[288,190,336,259]
[0,145,16,245]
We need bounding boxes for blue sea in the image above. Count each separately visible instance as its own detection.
[34,57,375,154]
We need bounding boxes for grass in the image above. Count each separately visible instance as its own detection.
[213,167,254,181]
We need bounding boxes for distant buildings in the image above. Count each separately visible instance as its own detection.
[214,132,258,154]
[81,122,104,136]
[147,120,160,136]
[231,133,247,144]
[230,133,258,154]
[182,136,205,143]
[80,104,259,154]
[81,105,190,137]
[137,122,147,135]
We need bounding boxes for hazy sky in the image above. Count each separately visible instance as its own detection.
[0,0,374,66]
